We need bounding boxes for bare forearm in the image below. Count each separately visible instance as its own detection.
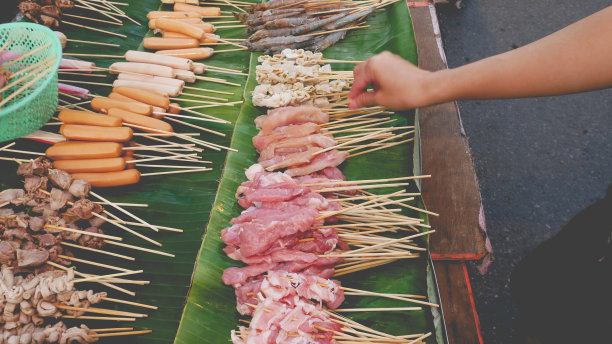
[429,6,612,104]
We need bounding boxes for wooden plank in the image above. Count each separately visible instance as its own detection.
[409,4,486,258]
[433,261,483,344]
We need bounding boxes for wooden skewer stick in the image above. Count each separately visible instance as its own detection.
[66,38,120,47]
[0,142,16,151]
[48,261,135,296]
[57,71,107,78]
[102,297,158,310]
[57,254,130,272]
[104,240,175,257]
[8,56,55,80]
[62,13,123,25]
[62,21,127,38]
[73,0,123,23]
[59,241,135,261]
[62,315,136,321]
[332,307,421,312]
[44,224,122,241]
[90,211,163,247]
[0,65,55,107]
[213,25,247,29]
[91,330,152,338]
[341,287,438,307]
[164,117,227,137]
[127,153,198,163]
[213,48,247,53]
[140,167,212,177]
[55,304,147,318]
[91,328,134,333]
[2,42,52,67]
[191,77,241,87]
[90,191,160,233]
[73,270,143,283]
[62,52,123,58]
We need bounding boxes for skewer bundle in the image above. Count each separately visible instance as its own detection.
[143,3,248,60]
[236,0,399,53]
[18,0,137,38]
[253,49,350,108]
[0,159,188,341]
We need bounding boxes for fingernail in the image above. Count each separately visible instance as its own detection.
[348,99,356,109]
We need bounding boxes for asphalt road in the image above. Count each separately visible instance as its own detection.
[436,1,612,342]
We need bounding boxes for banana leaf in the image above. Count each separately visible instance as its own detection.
[174,1,445,343]
[3,1,252,343]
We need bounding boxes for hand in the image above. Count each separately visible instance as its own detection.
[348,51,435,110]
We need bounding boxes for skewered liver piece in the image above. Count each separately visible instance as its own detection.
[47,170,72,190]
[66,200,102,220]
[24,176,48,194]
[17,158,52,177]
[16,249,49,268]
[48,189,73,211]
[67,180,90,199]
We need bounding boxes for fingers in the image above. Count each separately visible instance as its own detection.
[348,59,373,101]
[348,90,377,109]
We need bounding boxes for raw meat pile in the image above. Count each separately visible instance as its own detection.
[222,105,361,343]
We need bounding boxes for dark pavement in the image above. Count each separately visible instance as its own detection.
[436,1,612,343]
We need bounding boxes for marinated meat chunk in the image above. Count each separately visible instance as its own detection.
[17,157,52,176]
[0,241,17,265]
[16,249,49,268]
[67,199,102,219]
[24,176,48,193]
[0,189,25,205]
[68,179,91,199]
[77,227,105,249]
[48,169,73,190]
[49,188,73,211]
[28,216,45,232]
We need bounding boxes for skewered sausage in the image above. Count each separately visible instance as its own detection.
[174,3,221,17]
[60,124,134,142]
[109,62,175,78]
[125,50,192,70]
[156,47,214,60]
[147,11,202,20]
[117,73,185,89]
[71,169,141,187]
[46,142,123,160]
[192,62,206,74]
[172,69,196,83]
[108,93,167,114]
[91,97,153,116]
[154,18,207,40]
[113,86,170,109]
[57,109,122,127]
[143,37,200,50]
[148,17,202,29]
[107,108,174,136]
[53,157,126,173]
[112,79,182,97]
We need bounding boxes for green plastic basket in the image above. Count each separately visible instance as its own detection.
[0,22,61,142]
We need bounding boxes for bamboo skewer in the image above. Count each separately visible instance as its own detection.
[2,42,52,67]
[333,307,421,312]
[44,224,122,241]
[102,297,158,310]
[55,304,147,318]
[90,191,162,233]
[66,38,120,47]
[60,241,135,261]
[57,254,130,272]
[61,315,136,321]
[48,261,135,296]
[73,270,143,283]
[140,167,212,177]
[62,21,127,38]
[62,13,122,25]
[91,330,153,338]
[91,328,133,333]
[104,240,175,257]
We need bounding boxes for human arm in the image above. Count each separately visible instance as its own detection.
[348,6,612,110]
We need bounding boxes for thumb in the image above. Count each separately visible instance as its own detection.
[348,90,377,109]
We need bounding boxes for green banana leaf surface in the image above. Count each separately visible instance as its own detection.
[174,1,442,343]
